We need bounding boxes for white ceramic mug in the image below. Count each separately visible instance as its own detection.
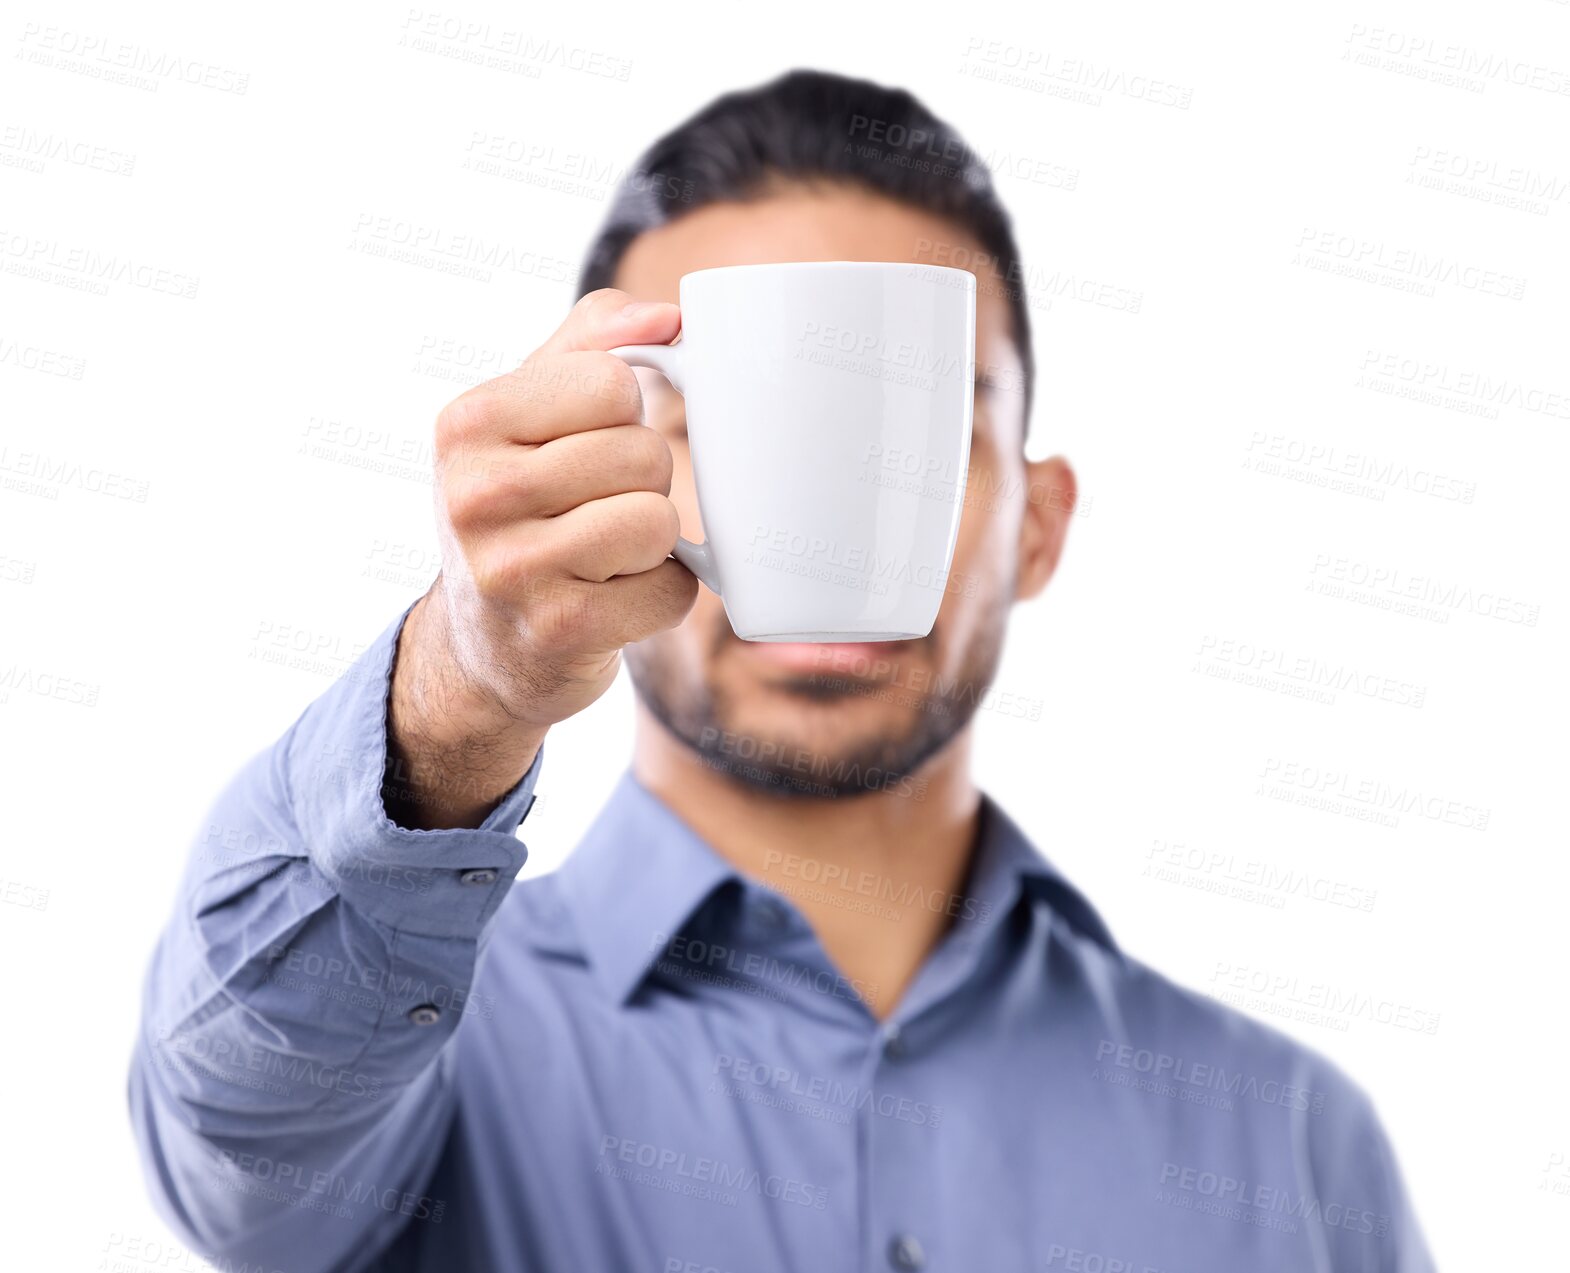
[609,261,976,642]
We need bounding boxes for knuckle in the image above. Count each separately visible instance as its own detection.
[653,496,682,551]
[631,426,674,491]
[577,350,642,413]
[648,560,699,624]
[472,452,529,503]
[443,466,512,535]
[624,490,678,546]
[473,543,554,606]
[606,492,681,561]
[665,557,701,603]
[578,287,626,316]
[491,360,551,414]
[521,349,605,408]
[436,392,491,445]
[442,477,484,537]
[506,539,549,588]
[468,553,509,600]
[534,588,594,646]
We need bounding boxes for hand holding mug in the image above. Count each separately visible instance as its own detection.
[387,266,974,827]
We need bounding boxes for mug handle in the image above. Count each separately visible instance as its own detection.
[606,344,722,596]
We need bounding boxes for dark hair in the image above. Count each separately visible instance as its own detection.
[579,68,1035,428]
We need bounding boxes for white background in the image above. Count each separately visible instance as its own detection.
[2,0,1566,1267]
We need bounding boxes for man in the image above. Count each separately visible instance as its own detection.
[130,70,1434,1272]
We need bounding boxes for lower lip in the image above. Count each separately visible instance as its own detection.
[739,641,904,673]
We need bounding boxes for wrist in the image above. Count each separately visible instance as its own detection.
[385,589,547,830]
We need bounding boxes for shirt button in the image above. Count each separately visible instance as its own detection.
[888,1234,926,1269]
[458,868,498,886]
[883,1025,907,1060]
[407,1004,442,1026]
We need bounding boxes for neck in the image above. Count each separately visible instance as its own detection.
[631,703,981,1021]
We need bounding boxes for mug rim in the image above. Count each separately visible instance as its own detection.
[680,259,976,287]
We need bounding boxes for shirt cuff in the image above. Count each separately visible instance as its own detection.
[284,600,543,938]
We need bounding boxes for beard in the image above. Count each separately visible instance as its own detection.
[623,571,1013,802]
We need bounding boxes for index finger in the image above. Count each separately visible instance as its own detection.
[532,287,682,358]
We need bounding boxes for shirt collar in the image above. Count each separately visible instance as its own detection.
[551,769,1116,1007]
[974,796,1120,953]
[551,771,744,1006]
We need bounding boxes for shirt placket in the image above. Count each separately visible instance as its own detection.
[856,871,1030,1271]
[860,1012,945,1271]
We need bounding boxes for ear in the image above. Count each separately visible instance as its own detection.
[1015,456,1077,602]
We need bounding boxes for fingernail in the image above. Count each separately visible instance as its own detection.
[621,301,659,316]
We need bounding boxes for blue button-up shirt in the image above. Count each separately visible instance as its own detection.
[130,605,1434,1272]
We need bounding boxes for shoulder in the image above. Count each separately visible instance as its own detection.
[1065,926,1422,1214]
[1063,923,1379,1120]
